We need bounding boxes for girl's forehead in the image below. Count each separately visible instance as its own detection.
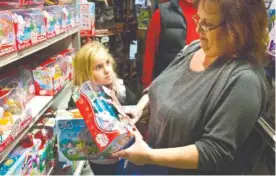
[93,48,108,61]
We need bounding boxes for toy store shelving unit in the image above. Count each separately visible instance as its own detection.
[0,1,84,174]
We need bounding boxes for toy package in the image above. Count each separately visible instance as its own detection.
[23,0,45,8]
[80,2,95,37]
[64,4,79,28]
[17,67,36,103]
[56,109,119,164]
[33,55,71,96]
[0,87,32,153]
[11,8,46,51]
[45,0,59,5]
[43,5,64,39]
[72,81,136,157]
[0,0,23,9]
[0,11,17,57]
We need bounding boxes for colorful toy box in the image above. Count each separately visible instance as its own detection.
[33,55,71,96]
[0,0,23,9]
[11,8,46,51]
[80,2,95,37]
[0,11,17,57]
[0,87,32,153]
[64,4,79,29]
[43,5,64,39]
[56,109,118,164]
[17,67,36,103]
[72,81,136,156]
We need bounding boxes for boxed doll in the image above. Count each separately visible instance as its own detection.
[0,87,33,153]
[80,2,95,37]
[71,81,136,156]
[0,11,17,57]
[43,5,64,38]
[11,8,46,51]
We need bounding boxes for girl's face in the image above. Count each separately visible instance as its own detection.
[92,48,115,86]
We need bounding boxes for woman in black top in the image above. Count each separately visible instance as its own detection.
[113,0,270,174]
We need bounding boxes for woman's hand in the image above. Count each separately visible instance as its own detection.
[112,130,152,166]
[125,107,143,125]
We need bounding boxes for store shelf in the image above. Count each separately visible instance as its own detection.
[74,161,86,176]
[255,117,276,152]
[0,27,79,68]
[0,81,72,164]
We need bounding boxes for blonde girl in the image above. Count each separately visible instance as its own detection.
[70,40,136,175]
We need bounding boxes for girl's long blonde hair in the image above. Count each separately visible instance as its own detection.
[72,41,117,86]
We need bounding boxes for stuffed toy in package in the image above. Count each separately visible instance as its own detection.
[72,81,136,157]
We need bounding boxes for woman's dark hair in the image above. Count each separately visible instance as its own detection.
[193,0,269,66]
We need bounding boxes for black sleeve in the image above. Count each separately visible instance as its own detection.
[67,95,77,110]
[195,70,267,172]
[122,86,138,105]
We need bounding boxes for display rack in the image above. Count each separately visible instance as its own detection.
[0,81,72,164]
[0,27,80,68]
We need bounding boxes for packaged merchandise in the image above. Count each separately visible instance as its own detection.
[0,87,32,153]
[33,55,71,96]
[43,5,64,38]
[0,11,17,57]
[80,2,95,37]
[137,7,151,29]
[267,0,275,56]
[22,0,45,8]
[56,109,118,164]
[17,67,36,103]
[0,0,23,9]
[72,81,136,157]
[64,4,79,28]
[11,8,46,51]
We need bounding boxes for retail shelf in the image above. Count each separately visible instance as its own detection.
[0,81,72,164]
[255,117,276,152]
[0,27,79,68]
[74,161,86,176]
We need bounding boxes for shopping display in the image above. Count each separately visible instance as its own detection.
[72,81,136,156]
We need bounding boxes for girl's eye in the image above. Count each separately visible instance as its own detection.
[106,60,110,65]
[95,65,102,70]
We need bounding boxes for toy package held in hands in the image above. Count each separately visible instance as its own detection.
[0,11,17,57]
[72,81,136,156]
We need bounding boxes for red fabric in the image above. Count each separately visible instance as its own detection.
[142,1,199,89]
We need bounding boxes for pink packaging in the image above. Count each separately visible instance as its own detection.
[22,0,45,8]
[11,8,46,51]
[0,11,17,57]
[0,0,23,10]
[43,5,64,38]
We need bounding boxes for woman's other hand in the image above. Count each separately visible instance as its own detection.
[112,130,152,166]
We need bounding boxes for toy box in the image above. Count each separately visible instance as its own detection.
[72,81,136,156]
[11,8,46,51]
[43,5,64,39]
[0,68,35,104]
[0,146,32,175]
[0,0,23,10]
[23,0,45,8]
[33,55,71,96]
[0,87,33,153]
[80,2,95,37]
[64,4,79,28]
[56,109,119,164]
[0,11,17,57]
